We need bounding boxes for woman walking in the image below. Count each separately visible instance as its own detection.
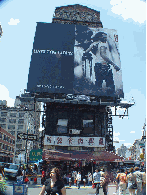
[116,168,127,195]
[39,167,66,195]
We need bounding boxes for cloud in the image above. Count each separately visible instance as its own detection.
[0,84,15,107]
[124,143,133,147]
[114,131,120,137]
[113,131,125,142]
[110,0,146,24]
[130,131,135,133]
[8,18,20,25]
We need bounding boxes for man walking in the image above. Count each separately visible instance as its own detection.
[76,171,81,189]
[93,169,101,195]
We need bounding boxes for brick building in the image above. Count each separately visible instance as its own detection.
[0,127,15,162]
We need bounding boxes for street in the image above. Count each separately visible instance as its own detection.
[5,179,131,195]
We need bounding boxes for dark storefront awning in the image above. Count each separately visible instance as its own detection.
[92,151,124,162]
[42,149,123,162]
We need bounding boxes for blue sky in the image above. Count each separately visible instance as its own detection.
[0,0,146,150]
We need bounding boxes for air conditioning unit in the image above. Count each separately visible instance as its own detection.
[69,129,81,134]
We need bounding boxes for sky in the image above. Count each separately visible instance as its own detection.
[0,0,146,150]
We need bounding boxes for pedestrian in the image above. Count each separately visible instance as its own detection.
[93,169,101,195]
[142,169,146,195]
[39,167,66,195]
[126,167,137,195]
[73,171,77,186]
[115,170,120,194]
[88,172,92,186]
[76,171,81,189]
[17,167,22,176]
[69,174,72,187]
[133,167,143,195]
[101,171,110,195]
[116,168,127,195]
[41,168,46,185]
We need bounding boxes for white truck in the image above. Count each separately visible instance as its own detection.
[4,164,20,178]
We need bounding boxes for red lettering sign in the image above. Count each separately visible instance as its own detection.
[57,137,62,144]
[68,137,73,145]
[47,137,51,143]
[88,138,94,145]
[99,138,104,145]
[78,138,83,144]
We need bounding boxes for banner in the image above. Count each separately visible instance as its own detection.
[44,135,105,147]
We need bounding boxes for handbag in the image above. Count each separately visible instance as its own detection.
[131,182,137,189]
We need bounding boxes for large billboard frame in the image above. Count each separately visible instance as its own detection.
[27,22,124,100]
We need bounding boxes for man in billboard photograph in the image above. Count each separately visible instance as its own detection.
[74,25,122,97]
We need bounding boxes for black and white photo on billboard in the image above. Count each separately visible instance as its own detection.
[74,25,123,97]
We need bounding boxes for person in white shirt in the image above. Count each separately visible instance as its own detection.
[88,172,92,186]
[134,167,143,195]
[76,171,81,189]
[93,169,101,195]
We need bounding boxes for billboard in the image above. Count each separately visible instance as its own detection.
[27,22,123,98]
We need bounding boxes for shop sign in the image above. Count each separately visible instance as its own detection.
[44,135,105,147]
[29,149,43,161]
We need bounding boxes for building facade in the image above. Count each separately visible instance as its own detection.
[52,4,103,28]
[0,95,41,162]
[0,126,15,162]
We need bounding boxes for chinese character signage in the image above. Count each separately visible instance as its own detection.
[44,135,105,147]
[29,149,43,161]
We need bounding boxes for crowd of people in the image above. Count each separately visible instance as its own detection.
[0,161,146,195]
[39,165,146,195]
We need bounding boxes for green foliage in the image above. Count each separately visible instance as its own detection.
[0,177,7,192]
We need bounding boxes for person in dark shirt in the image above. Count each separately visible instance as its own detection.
[39,167,66,195]
[17,167,22,176]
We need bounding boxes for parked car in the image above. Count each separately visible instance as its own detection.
[4,163,13,169]
[4,164,20,178]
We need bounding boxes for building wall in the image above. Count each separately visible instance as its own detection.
[44,102,107,153]
[52,4,103,28]
[0,127,15,162]
[0,96,41,161]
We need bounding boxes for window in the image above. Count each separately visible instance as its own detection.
[57,119,68,133]
[83,120,94,128]
[9,119,16,123]
[10,113,17,117]
[10,131,15,136]
[18,119,24,124]
[4,135,6,140]
[19,113,25,118]
[0,118,6,123]
[8,125,15,129]
[0,124,6,129]
[16,144,22,149]
[1,112,7,117]
[18,125,24,130]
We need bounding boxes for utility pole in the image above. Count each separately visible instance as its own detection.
[24,114,29,180]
